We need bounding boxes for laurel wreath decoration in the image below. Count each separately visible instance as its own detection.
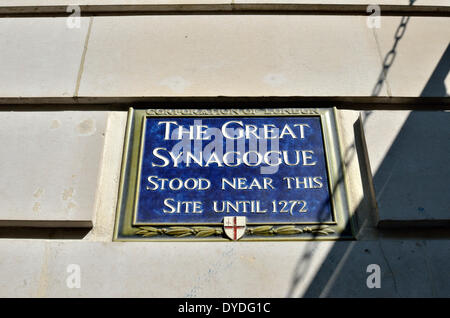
[135,226,224,238]
[246,225,335,236]
[135,225,334,238]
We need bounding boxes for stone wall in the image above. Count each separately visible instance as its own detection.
[0,1,449,297]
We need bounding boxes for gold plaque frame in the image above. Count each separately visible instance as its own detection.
[113,107,357,241]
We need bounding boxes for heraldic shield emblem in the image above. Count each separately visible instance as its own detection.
[223,216,246,241]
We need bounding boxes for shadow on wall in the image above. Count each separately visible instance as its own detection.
[286,115,380,297]
[375,43,450,228]
[421,44,450,98]
[287,26,450,297]
[298,110,450,297]
[374,111,450,227]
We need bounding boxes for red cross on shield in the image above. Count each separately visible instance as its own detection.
[223,216,246,241]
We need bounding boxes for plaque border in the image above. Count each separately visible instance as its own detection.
[113,108,356,241]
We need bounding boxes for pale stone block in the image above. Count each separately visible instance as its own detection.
[0,239,448,297]
[2,0,230,5]
[85,111,128,241]
[336,110,378,238]
[3,0,449,6]
[79,15,382,97]
[0,240,47,297]
[362,110,410,174]
[0,18,89,97]
[0,111,108,227]
[372,17,450,97]
[362,110,450,226]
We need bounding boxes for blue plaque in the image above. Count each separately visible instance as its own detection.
[114,108,355,241]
